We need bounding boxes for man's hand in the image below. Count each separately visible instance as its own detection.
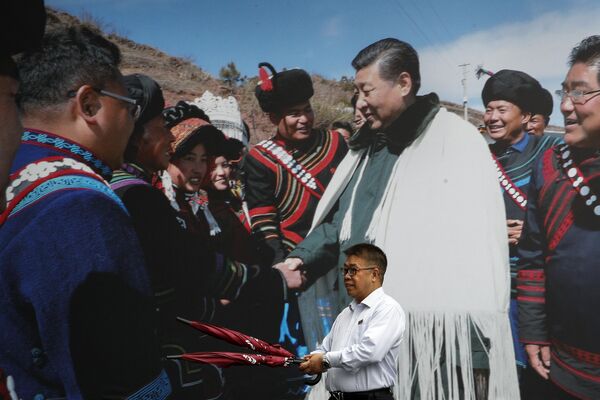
[299,353,324,375]
[507,219,524,245]
[273,258,306,290]
[525,344,551,379]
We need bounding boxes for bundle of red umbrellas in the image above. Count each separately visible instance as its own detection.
[167,318,321,385]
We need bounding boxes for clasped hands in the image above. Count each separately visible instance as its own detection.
[299,352,325,375]
[272,257,307,290]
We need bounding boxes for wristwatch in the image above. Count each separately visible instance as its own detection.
[321,353,331,371]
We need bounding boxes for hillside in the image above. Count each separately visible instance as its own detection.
[46,8,560,143]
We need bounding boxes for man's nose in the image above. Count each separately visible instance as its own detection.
[356,95,368,111]
[298,113,309,123]
[560,96,575,115]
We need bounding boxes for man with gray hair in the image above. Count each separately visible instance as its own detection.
[276,38,518,399]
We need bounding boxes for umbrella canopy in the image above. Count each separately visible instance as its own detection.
[168,351,295,368]
[172,319,322,386]
[177,317,294,358]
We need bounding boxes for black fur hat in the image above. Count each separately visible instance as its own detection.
[481,69,542,114]
[255,62,314,113]
[531,87,553,117]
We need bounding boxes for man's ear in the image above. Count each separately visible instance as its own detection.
[75,85,101,124]
[521,111,532,125]
[372,266,381,282]
[396,72,413,96]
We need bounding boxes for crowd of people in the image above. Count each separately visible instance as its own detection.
[1,1,600,400]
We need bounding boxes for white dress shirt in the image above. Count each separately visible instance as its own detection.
[316,287,405,392]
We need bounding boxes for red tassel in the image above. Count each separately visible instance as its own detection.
[259,67,273,91]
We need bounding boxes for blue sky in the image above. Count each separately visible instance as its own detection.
[48,0,600,126]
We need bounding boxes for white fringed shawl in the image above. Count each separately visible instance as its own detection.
[307,108,519,399]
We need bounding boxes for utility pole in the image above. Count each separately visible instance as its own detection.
[459,63,470,121]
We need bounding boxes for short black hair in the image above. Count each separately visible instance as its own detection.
[343,243,388,281]
[352,38,421,94]
[15,26,122,115]
[331,120,353,132]
[569,35,600,85]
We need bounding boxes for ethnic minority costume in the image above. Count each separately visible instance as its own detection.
[517,145,600,399]
[111,164,248,400]
[490,132,562,367]
[292,94,519,400]
[243,129,348,265]
[243,128,348,400]
[158,175,287,400]
[0,130,170,399]
[207,188,262,265]
[243,62,350,399]
[243,129,347,353]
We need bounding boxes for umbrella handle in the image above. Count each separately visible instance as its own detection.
[304,373,322,386]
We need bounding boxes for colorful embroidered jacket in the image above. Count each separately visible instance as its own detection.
[517,146,600,399]
[111,164,254,399]
[207,188,263,265]
[242,129,347,265]
[490,133,562,298]
[0,131,170,399]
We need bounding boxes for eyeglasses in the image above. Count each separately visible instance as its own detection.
[93,88,141,121]
[340,266,378,277]
[555,88,600,105]
[67,87,141,121]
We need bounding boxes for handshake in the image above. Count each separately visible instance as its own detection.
[272,257,307,290]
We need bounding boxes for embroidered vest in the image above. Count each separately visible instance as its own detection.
[1,157,125,226]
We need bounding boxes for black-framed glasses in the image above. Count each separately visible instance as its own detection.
[555,88,600,105]
[340,266,378,277]
[67,87,141,121]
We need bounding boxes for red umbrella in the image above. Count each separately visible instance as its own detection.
[177,317,294,358]
[173,318,321,386]
[167,351,298,368]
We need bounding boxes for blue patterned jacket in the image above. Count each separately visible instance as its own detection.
[0,130,171,399]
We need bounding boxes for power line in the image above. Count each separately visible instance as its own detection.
[390,0,456,70]
[423,0,454,41]
[391,0,437,49]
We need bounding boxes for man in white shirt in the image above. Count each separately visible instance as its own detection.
[299,243,405,400]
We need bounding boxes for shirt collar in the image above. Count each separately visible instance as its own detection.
[22,129,113,180]
[349,287,385,311]
[348,93,441,154]
[120,162,153,183]
[510,131,529,153]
